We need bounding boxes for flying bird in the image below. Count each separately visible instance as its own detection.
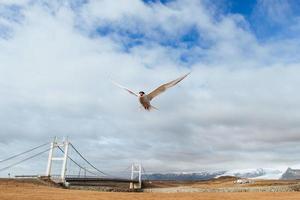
[112,72,190,110]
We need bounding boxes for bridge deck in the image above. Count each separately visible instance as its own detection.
[65,177,139,183]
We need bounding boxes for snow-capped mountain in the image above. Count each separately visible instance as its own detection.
[220,168,283,179]
[281,168,300,180]
[143,168,286,180]
[142,171,225,181]
[142,165,300,181]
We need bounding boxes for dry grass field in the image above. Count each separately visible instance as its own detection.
[1,179,300,200]
[144,176,300,190]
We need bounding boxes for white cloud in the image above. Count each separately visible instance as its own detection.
[1,0,300,177]
[255,0,293,25]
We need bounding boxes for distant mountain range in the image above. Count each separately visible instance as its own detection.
[281,168,300,180]
[142,171,225,181]
[142,167,300,181]
[222,168,283,179]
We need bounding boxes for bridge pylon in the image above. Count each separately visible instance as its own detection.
[45,137,69,182]
[130,163,142,189]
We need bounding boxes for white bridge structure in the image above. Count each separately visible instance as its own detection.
[0,137,144,189]
[46,137,70,181]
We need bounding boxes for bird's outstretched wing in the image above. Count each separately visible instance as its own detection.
[111,81,138,97]
[146,72,190,101]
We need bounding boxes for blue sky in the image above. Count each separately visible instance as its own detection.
[76,0,300,63]
[229,0,256,16]
[1,0,300,53]
[1,0,300,176]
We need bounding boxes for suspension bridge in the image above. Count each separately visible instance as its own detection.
[0,137,145,190]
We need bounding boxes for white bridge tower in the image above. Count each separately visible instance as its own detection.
[45,137,69,182]
[130,163,142,189]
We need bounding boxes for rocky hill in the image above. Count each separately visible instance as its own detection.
[281,168,300,180]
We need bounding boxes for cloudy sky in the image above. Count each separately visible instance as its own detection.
[1,0,300,177]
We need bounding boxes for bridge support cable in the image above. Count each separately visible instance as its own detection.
[115,165,132,178]
[0,142,49,163]
[69,143,110,177]
[0,147,51,172]
[141,166,150,182]
[45,138,106,181]
[57,146,99,177]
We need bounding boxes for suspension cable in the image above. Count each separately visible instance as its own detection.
[69,143,109,176]
[0,142,49,163]
[57,146,99,176]
[0,148,51,172]
[142,166,149,181]
[115,165,132,178]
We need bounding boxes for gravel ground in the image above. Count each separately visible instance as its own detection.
[143,183,300,193]
[2,180,300,200]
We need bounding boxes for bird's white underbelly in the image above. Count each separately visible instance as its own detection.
[139,96,150,107]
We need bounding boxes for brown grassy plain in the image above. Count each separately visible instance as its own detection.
[1,179,300,200]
